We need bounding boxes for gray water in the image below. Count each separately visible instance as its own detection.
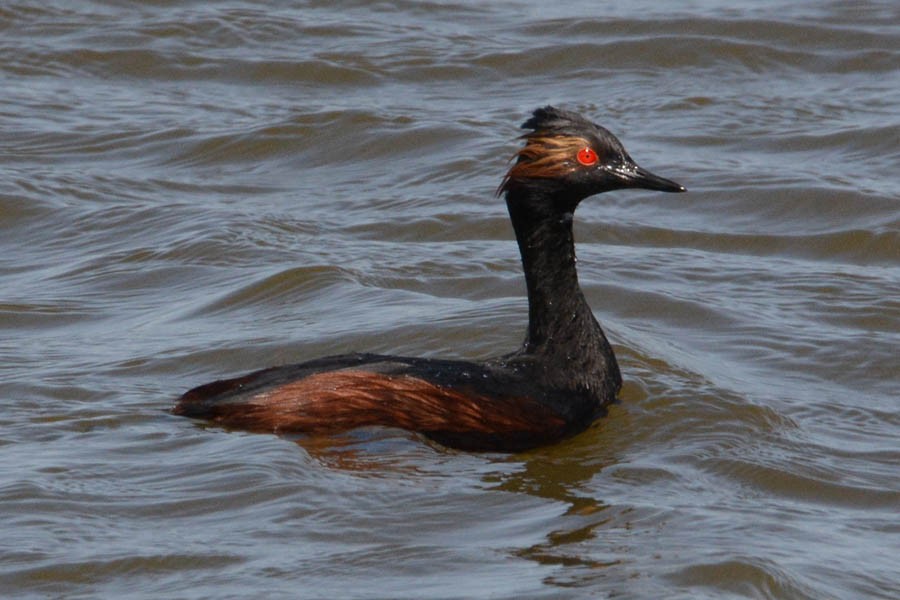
[1,1,898,598]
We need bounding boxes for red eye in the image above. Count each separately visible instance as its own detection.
[576,147,598,166]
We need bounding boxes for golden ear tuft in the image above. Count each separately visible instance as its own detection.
[497,135,593,195]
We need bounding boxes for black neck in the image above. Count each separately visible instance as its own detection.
[505,186,621,391]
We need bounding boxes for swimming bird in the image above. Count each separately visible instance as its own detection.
[173,106,685,451]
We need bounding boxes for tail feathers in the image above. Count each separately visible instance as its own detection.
[173,371,268,419]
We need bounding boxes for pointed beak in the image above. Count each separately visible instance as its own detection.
[610,163,686,193]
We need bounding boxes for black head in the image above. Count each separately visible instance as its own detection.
[498,106,685,202]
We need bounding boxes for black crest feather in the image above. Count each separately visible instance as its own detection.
[521,106,597,136]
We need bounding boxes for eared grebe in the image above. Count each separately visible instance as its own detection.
[173,106,685,451]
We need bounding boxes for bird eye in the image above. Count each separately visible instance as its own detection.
[576,147,598,166]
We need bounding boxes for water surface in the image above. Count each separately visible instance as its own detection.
[1,1,898,598]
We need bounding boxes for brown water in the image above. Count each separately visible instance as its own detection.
[1,1,898,598]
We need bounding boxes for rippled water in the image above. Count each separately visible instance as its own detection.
[2,1,898,598]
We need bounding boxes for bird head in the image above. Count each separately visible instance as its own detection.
[498,106,685,204]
